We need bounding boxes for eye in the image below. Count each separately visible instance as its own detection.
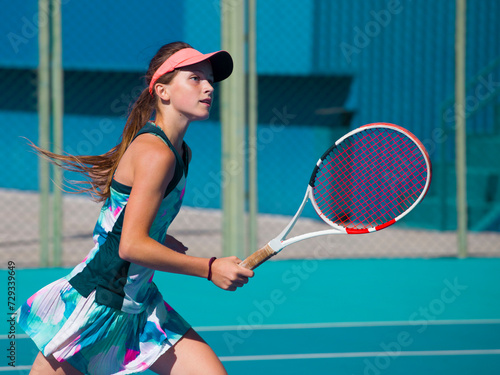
[190,75,200,82]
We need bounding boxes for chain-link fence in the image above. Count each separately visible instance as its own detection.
[1,0,499,268]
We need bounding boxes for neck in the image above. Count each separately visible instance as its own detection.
[153,111,189,152]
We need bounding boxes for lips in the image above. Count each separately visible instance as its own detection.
[200,98,212,106]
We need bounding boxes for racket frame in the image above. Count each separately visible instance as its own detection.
[240,122,432,269]
[267,186,343,254]
[309,122,432,235]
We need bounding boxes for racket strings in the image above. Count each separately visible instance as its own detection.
[312,128,428,230]
[340,132,423,226]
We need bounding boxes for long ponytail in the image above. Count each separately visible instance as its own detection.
[30,41,192,202]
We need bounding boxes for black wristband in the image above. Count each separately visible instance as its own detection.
[207,257,217,281]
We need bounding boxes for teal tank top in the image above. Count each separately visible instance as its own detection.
[67,122,189,313]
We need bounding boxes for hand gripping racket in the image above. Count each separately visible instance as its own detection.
[239,123,432,270]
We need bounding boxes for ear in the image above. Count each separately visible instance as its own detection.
[154,83,170,101]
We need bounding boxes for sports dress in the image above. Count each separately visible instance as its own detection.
[16,123,192,374]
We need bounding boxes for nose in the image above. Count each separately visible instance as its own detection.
[204,80,214,94]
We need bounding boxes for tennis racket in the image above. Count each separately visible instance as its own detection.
[239,122,431,270]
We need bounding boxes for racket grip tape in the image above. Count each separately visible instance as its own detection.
[239,244,276,270]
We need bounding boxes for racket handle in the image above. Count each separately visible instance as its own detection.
[239,244,277,270]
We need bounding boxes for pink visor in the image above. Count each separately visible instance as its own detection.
[149,48,233,95]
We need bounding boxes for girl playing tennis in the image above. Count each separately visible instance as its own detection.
[17,41,254,375]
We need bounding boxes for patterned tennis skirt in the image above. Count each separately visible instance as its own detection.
[16,276,191,374]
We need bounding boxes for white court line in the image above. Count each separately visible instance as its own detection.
[6,319,500,339]
[4,320,498,338]
[194,319,500,332]
[0,334,28,340]
[3,320,500,370]
[0,365,31,372]
[219,349,500,362]
[2,350,499,371]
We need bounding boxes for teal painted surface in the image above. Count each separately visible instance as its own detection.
[2,258,500,373]
[3,258,500,331]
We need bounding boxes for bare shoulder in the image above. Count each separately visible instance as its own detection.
[115,133,176,187]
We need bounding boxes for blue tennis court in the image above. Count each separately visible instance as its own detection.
[2,258,499,374]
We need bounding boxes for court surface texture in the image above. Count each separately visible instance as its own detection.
[1,258,499,374]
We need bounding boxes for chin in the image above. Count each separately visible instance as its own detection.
[198,112,211,121]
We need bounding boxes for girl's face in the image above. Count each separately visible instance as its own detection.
[165,60,215,122]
